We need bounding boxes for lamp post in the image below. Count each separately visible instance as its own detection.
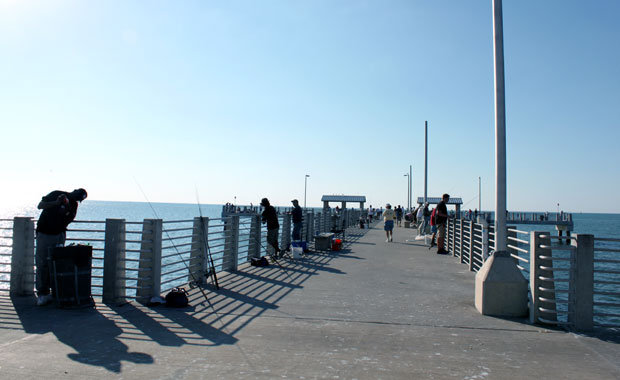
[493,0,507,254]
[475,0,528,318]
[403,173,410,211]
[304,174,310,209]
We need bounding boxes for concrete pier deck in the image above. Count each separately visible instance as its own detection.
[1,223,619,379]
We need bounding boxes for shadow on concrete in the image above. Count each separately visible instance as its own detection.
[8,297,154,373]
[0,223,376,373]
[168,225,377,338]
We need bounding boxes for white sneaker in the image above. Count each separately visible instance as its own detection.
[386,239,389,242]
[36,294,53,306]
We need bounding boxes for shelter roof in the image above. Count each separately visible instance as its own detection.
[417,197,463,205]
[321,195,366,203]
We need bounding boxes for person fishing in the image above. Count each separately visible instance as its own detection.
[261,198,282,259]
[35,188,88,306]
[291,199,303,241]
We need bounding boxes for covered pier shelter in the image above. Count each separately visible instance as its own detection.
[321,195,366,210]
[417,196,464,218]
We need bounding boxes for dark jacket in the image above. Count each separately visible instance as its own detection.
[262,205,280,230]
[36,190,79,234]
[292,205,303,223]
[435,201,448,225]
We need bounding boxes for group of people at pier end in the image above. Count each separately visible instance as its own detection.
[379,194,450,255]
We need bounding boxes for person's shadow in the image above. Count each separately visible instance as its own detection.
[11,296,153,373]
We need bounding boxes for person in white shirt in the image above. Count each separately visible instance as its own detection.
[383,203,395,242]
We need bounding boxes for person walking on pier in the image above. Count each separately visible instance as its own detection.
[383,203,395,242]
[291,199,303,241]
[395,205,403,227]
[35,188,88,306]
[261,198,282,259]
[435,194,450,254]
[428,208,438,249]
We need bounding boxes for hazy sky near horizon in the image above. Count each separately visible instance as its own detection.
[1,0,619,214]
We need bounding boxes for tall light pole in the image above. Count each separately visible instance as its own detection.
[424,121,428,206]
[478,176,481,212]
[403,173,410,211]
[304,174,310,209]
[493,0,507,254]
[476,0,527,318]
[409,165,413,211]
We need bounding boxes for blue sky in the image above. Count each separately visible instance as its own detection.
[1,0,618,214]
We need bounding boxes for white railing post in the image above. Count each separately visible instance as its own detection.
[323,211,330,233]
[223,216,239,272]
[10,217,35,296]
[282,214,292,250]
[458,218,464,260]
[469,221,475,271]
[103,218,126,304]
[137,219,162,304]
[306,212,314,243]
[529,231,557,324]
[446,218,452,253]
[189,217,208,285]
[248,215,261,259]
[570,234,594,332]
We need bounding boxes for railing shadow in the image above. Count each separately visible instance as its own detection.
[0,222,375,373]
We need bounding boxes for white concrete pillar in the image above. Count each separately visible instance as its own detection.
[308,212,315,240]
[10,217,35,296]
[248,215,261,259]
[137,219,162,304]
[282,214,291,250]
[475,250,528,317]
[469,221,475,271]
[103,218,126,304]
[189,217,208,286]
[223,216,239,272]
[570,234,594,331]
[458,218,464,261]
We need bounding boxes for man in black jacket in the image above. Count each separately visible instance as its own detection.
[435,193,450,254]
[261,198,281,259]
[291,199,303,241]
[35,188,88,305]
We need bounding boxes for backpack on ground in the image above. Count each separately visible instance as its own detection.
[165,287,189,308]
[251,256,269,267]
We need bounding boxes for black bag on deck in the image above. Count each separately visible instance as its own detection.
[250,257,269,267]
[50,244,95,308]
[165,287,189,308]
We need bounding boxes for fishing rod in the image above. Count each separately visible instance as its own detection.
[134,179,215,306]
[195,188,219,290]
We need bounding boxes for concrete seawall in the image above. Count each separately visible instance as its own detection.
[1,222,618,379]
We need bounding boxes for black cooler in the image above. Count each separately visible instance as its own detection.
[50,245,95,308]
